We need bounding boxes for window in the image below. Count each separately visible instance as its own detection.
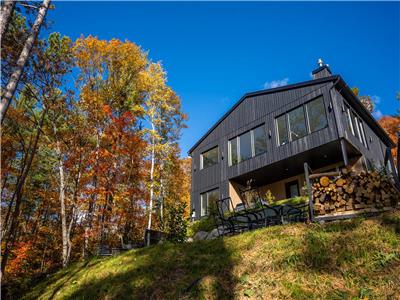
[359,121,368,148]
[253,125,268,155]
[228,124,267,166]
[201,146,218,169]
[350,110,360,140]
[285,180,299,198]
[200,189,219,217]
[228,138,238,166]
[306,96,327,132]
[344,102,368,148]
[239,131,252,161]
[276,114,288,145]
[288,106,307,141]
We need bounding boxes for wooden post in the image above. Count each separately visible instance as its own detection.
[304,162,314,222]
[340,139,349,166]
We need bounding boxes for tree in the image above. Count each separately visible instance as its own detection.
[140,63,186,235]
[351,87,375,113]
[378,115,400,165]
[0,0,51,124]
[1,32,73,275]
[0,0,16,40]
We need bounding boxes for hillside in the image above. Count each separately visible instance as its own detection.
[25,211,400,300]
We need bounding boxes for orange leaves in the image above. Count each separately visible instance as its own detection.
[378,115,400,163]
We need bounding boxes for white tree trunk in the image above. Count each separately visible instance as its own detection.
[0,0,51,124]
[147,122,155,234]
[0,0,16,40]
[55,138,68,267]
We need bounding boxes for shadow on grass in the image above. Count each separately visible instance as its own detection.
[62,237,237,299]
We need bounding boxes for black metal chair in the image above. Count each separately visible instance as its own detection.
[215,197,253,235]
[240,187,283,227]
[279,203,309,224]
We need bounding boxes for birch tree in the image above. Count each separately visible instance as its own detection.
[0,0,51,124]
[0,0,16,40]
[141,63,186,234]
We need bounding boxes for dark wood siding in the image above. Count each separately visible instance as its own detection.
[190,82,341,217]
[332,90,386,167]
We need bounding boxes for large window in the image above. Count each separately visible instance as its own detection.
[200,146,218,169]
[306,96,328,132]
[288,106,307,141]
[200,189,219,217]
[253,125,268,155]
[276,114,288,145]
[228,124,267,166]
[276,95,328,146]
[239,131,252,161]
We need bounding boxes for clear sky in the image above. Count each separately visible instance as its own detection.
[47,2,399,156]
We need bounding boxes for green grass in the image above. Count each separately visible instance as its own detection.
[24,211,400,300]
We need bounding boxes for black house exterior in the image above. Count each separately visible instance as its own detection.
[188,62,396,220]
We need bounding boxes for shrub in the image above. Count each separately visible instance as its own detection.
[165,203,188,243]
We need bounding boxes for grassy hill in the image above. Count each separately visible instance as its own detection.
[25,211,400,300]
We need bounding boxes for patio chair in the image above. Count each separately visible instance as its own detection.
[215,197,254,235]
[280,202,309,224]
[240,187,282,227]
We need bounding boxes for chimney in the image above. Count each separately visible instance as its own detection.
[312,58,332,79]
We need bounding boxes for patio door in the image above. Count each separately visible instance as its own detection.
[285,180,299,198]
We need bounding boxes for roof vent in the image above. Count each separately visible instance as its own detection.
[312,58,332,79]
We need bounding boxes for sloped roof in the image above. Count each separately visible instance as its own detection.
[188,75,339,154]
[188,74,395,154]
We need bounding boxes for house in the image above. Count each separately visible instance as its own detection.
[188,60,397,220]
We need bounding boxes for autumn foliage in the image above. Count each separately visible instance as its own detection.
[1,28,189,297]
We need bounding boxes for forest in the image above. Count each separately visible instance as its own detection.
[1,1,190,296]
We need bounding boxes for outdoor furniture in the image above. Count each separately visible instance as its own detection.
[240,187,282,227]
[215,197,254,235]
[279,203,309,224]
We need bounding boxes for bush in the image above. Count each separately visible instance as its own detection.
[165,203,188,243]
[187,217,215,237]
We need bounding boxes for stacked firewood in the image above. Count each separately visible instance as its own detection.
[312,168,400,216]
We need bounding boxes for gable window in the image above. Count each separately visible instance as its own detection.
[200,189,219,217]
[288,106,307,141]
[306,96,328,133]
[276,95,328,146]
[276,114,289,145]
[228,124,267,166]
[200,146,218,169]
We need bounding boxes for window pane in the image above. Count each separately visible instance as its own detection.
[345,106,354,135]
[276,115,288,145]
[228,138,238,166]
[200,193,207,216]
[307,97,327,132]
[253,125,267,155]
[288,106,307,141]
[350,111,360,139]
[359,121,368,148]
[201,147,218,169]
[208,189,219,214]
[289,184,299,197]
[239,131,252,161]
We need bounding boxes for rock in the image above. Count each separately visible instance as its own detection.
[193,231,209,241]
[206,228,219,240]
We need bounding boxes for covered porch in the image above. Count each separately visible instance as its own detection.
[228,139,362,208]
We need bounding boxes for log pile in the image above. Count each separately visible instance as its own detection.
[312,168,400,216]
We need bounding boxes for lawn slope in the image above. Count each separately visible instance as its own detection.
[25,211,400,300]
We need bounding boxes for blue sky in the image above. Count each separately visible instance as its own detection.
[48,2,399,156]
